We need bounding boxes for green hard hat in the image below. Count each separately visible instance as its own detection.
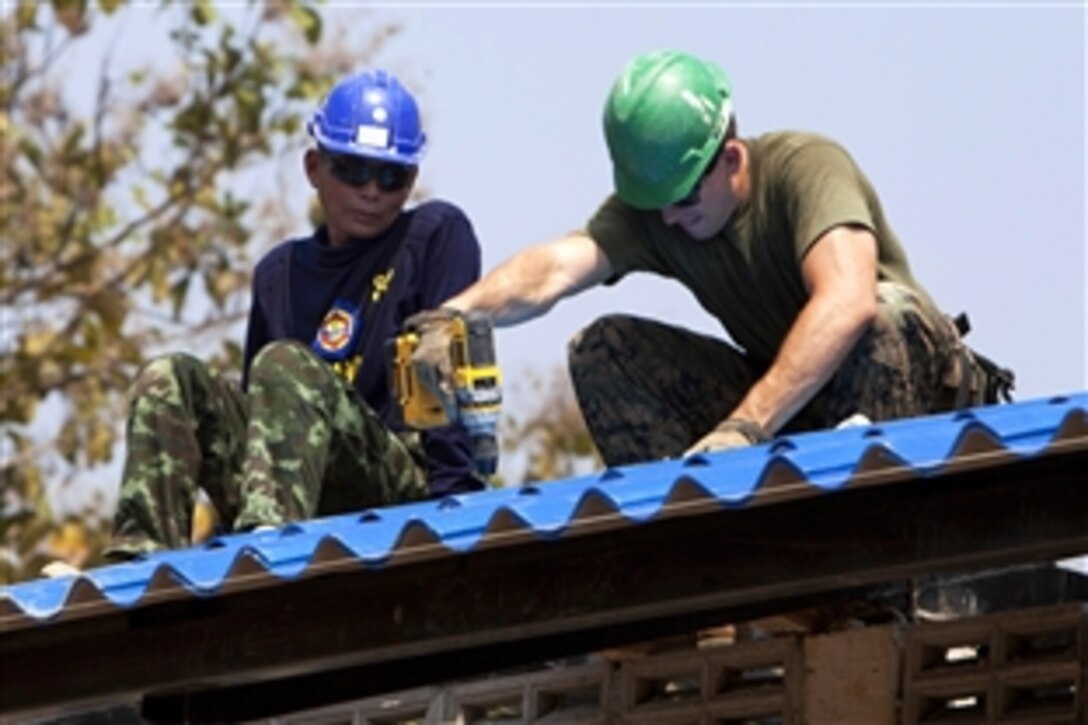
[603,51,734,209]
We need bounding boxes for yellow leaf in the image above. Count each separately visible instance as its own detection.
[149,258,168,303]
[16,0,38,31]
[289,4,322,44]
[21,462,45,509]
[5,394,37,425]
[89,288,128,335]
[22,328,54,357]
[97,0,122,14]
[52,0,89,35]
[45,520,89,563]
[38,358,64,388]
[195,186,217,209]
[86,421,115,463]
[192,0,216,26]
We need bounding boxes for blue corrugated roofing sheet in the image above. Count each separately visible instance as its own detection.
[3,392,1086,628]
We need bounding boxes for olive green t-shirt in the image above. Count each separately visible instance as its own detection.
[586,131,931,365]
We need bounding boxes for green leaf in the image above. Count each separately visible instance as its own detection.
[191,0,216,26]
[169,277,189,319]
[131,184,151,212]
[18,137,43,170]
[57,419,80,464]
[89,289,127,336]
[16,0,38,30]
[51,0,88,35]
[288,3,322,44]
[97,0,123,15]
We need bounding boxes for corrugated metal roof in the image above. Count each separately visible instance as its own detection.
[3,392,1085,629]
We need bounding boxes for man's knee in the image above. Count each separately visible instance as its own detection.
[248,340,345,414]
[131,353,205,400]
[873,281,935,331]
[567,314,646,361]
[249,340,324,385]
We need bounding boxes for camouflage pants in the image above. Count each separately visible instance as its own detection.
[568,282,978,466]
[109,340,428,557]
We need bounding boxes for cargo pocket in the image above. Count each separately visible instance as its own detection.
[944,313,1016,408]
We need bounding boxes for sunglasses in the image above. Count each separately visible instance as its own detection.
[672,145,723,208]
[324,152,413,192]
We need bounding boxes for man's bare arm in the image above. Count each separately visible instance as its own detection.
[444,231,613,326]
[730,225,879,434]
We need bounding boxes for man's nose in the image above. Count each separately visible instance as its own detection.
[660,204,685,227]
[354,178,383,197]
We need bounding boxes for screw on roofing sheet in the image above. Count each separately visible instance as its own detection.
[358,510,382,523]
[769,439,797,455]
[518,485,541,496]
[599,468,625,482]
[438,496,463,510]
[682,455,710,467]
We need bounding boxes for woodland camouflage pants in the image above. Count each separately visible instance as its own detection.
[569,282,980,467]
[108,340,428,558]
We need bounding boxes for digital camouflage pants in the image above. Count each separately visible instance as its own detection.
[108,340,428,558]
[569,282,983,467]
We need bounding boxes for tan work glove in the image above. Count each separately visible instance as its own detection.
[684,418,771,457]
[404,308,461,419]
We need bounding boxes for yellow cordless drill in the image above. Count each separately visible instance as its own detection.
[386,311,502,476]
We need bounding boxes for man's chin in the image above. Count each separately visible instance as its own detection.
[346,218,393,240]
[684,226,715,242]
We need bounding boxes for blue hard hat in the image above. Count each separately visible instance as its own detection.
[308,69,426,165]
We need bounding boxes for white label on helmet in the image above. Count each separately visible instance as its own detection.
[372,107,389,123]
[355,125,390,149]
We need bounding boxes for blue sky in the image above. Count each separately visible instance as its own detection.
[76,1,1086,402]
[366,2,1085,406]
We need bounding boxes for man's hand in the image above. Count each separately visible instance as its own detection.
[404,308,461,417]
[683,418,771,457]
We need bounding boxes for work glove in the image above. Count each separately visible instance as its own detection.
[684,418,771,457]
[404,307,462,418]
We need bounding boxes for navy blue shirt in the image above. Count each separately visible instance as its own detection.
[244,200,484,497]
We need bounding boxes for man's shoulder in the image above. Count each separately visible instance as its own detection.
[749,131,863,194]
[410,199,473,228]
[749,130,848,159]
[253,235,309,278]
[405,200,480,256]
[588,193,650,231]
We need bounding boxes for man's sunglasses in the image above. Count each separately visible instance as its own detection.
[324,152,413,192]
[672,145,723,208]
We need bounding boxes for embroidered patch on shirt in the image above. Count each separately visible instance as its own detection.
[312,301,362,362]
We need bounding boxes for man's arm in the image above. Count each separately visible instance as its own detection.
[729,225,879,435]
[443,231,614,326]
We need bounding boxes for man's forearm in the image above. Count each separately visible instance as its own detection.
[444,248,563,326]
[732,292,875,434]
[444,233,612,328]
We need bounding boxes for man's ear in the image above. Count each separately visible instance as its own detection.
[723,140,742,173]
[303,148,322,187]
